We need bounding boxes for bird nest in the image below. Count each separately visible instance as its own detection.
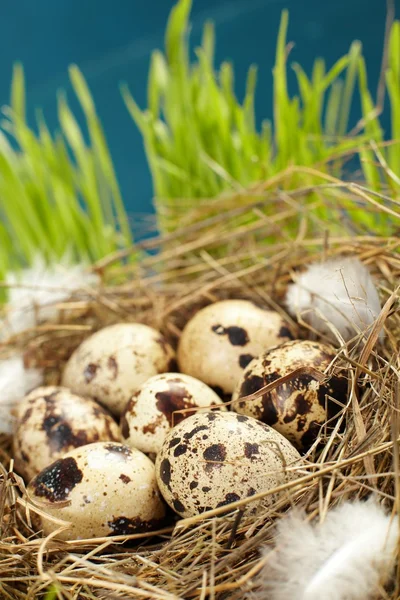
[1,185,400,600]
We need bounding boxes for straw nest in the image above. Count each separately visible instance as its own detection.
[1,181,400,600]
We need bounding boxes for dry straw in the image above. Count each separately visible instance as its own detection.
[1,172,400,599]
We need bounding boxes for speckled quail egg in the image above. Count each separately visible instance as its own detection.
[121,373,226,455]
[155,411,302,518]
[13,386,121,482]
[231,340,347,450]
[28,441,166,540]
[177,300,293,397]
[62,323,176,416]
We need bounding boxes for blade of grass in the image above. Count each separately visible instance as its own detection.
[69,65,133,247]
[337,41,362,136]
[358,56,383,189]
[386,21,400,177]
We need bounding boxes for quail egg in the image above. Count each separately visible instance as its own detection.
[13,386,121,481]
[231,340,347,450]
[155,411,302,518]
[28,441,166,540]
[121,373,226,455]
[62,323,176,416]
[177,300,293,397]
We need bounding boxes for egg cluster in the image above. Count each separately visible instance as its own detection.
[13,299,347,540]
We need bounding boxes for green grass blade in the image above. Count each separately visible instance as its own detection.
[69,66,132,246]
[358,56,383,188]
[148,51,169,117]
[338,40,362,135]
[165,0,192,69]
[273,10,291,167]
[10,62,25,122]
[386,21,400,177]
[202,21,215,66]
[325,80,343,137]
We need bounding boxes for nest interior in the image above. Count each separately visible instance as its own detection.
[1,187,400,600]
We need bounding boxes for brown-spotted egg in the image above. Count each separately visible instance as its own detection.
[155,411,302,518]
[231,340,347,450]
[62,323,175,416]
[28,442,166,540]
[13,386,121,481]
[177,300,293,397]
[121,373,226,455]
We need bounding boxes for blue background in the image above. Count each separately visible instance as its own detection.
[0,0,394,220]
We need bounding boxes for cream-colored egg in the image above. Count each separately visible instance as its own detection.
[155,411,302,518]
[231,340,347,450]
[13,386,121,482]
[28,442,166,540]
[62,323,176,416]
[177,300,292,396]
[121,373,226,455]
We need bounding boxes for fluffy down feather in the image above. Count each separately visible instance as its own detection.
[1,257,99,339]
[0,355,43,433]
[285,258,382,343]
[257,499,398,600]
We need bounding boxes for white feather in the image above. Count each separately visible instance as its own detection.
[285,258,382,343]
[257,499,398,600]
[0,355,43,434]
[1,256,99,339]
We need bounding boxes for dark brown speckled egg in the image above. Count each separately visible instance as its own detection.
[155,411,302,518]
[177,300,293,397]
[121,373,226,455]
[231,340,347,450]
[13,386,121,481]
[62,323,176,416]
[28,442,166,540]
